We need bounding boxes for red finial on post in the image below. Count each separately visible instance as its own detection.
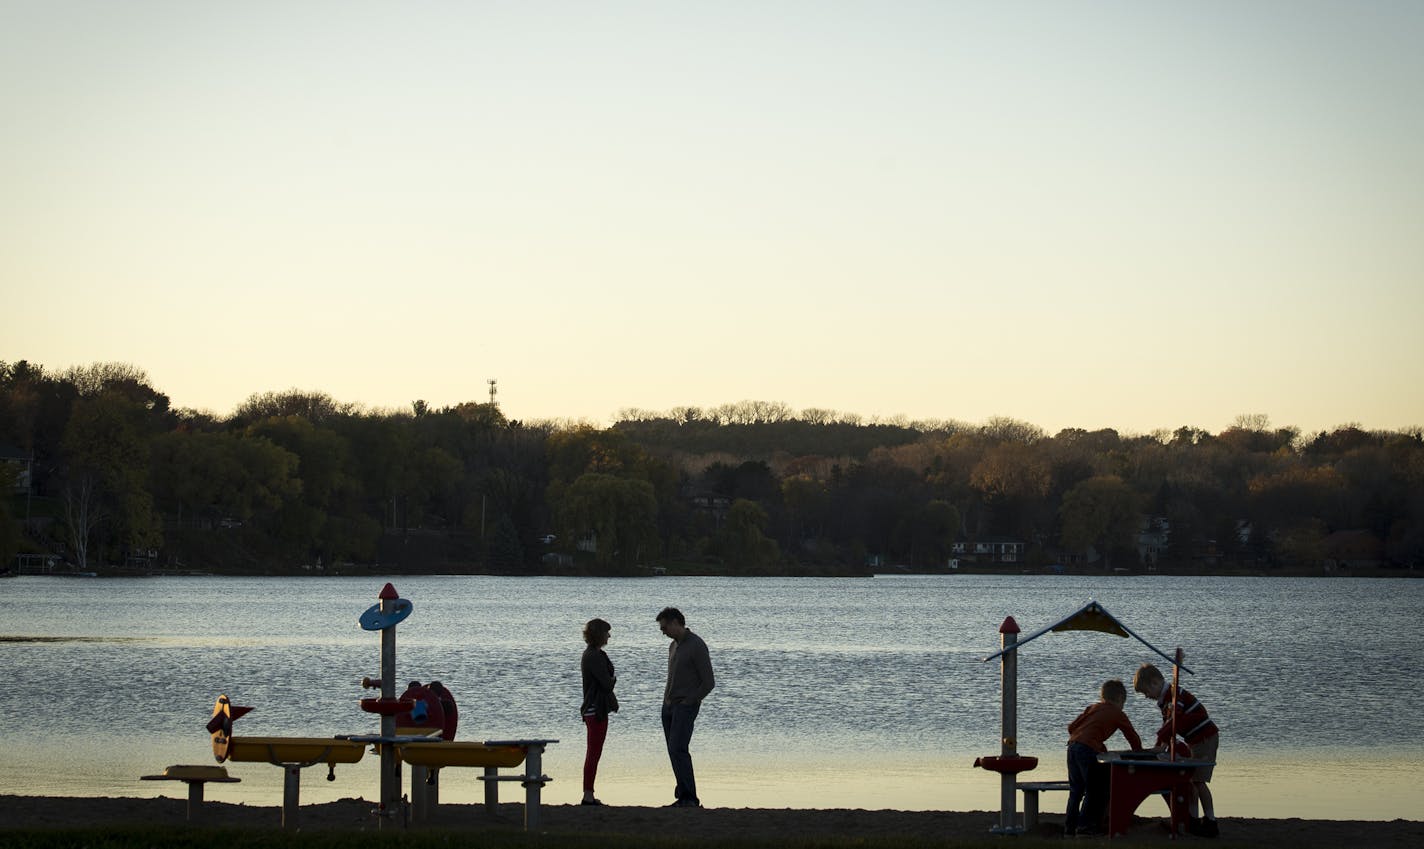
[379,582,399,600]
[999,616,1020,634]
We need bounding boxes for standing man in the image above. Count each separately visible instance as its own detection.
[656,606,715,808]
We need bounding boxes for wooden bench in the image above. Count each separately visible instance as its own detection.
[141,764,240,821]
[1016,780,1071,829]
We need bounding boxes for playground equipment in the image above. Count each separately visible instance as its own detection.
[341,582,558,830]
[140,764,240,821]
[207,693,367,829]
[1097,749,1214,837]
[973,614,1039,835]
[205,582,556,830]
[976,600,1201,836]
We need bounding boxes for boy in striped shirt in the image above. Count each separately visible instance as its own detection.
[1134,662,1220,838]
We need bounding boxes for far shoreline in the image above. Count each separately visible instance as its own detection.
[9,562,1419,579]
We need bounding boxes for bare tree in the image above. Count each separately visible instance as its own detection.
[63,474,104,570]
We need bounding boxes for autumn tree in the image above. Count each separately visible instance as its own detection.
[231,389,353,424]
[717,498,780,572]
[889,498,962,567]
[151,431,302,522]
[781,474,829,549]
[1247,465,1346,532]
[1059,475,1140,568]
[59,392,162,568]
[0,463,18,567]
[969,442,1052,540]
[556,473,659,571]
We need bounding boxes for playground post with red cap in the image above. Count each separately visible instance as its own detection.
[972,615,1039,834]
[996,616,1021,833]
[377,583,400,823]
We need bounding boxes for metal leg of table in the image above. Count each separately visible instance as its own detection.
[483,766,499,813]
[523,746,544,831]
[282,765,301,830]
[409,765,429,824]
[185,781,204,822]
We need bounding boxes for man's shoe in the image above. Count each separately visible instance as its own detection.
[580,798,604,806]
[1186,817,1203,836]
[666,798,701,808]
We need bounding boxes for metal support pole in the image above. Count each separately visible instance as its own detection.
[282,765,301,829]
[379,586,400,827]
[483,766,498,813]
[1170,647,1183,763]
[524,745,545,831]
[997,617,1022,834]
[410,765,429,824]
[185,781,203,822]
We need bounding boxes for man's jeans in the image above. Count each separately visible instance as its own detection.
[661,702,701,802]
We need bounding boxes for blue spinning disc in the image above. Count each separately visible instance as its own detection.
[359,598,414,631]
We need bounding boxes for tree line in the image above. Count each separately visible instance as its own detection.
[2,360,1421,575]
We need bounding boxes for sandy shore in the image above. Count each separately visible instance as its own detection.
[2,794,1421,846]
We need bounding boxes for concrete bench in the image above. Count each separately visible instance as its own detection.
[1017,780,1071,829]
[141,764,240,821]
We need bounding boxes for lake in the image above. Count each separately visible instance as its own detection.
[1,573,1420,820]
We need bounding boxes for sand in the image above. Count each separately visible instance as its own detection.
[2,794,1421,846]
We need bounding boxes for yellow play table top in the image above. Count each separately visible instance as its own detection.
[396,742,527,769]
[226,736,366,765]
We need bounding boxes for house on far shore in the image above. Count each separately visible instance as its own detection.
[1138,517,1170,568]
[951,537,1025,566]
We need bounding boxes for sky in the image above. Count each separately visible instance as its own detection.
[3,1,1422,436]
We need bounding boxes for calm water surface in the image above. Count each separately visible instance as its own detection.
[1,574,1420,820]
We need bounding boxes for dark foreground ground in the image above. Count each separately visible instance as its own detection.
[2,795,1421,849]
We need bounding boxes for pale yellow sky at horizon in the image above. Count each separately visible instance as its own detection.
[3,1,1422,436]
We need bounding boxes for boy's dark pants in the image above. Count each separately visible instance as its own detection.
[1065,742,1098,832]
[1083,761,1111,829]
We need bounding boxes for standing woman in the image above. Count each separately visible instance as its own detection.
[580,617,618,805]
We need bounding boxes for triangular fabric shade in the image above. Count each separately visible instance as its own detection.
[981,599,1192,674]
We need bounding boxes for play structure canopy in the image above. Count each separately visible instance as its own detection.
[981,599,1193,674]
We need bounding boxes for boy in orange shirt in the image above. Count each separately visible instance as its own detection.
[1065,679,1143,836]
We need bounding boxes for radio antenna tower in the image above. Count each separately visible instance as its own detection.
[487,378,498,407]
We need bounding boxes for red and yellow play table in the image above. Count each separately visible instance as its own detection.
[1098,751,1216,837]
